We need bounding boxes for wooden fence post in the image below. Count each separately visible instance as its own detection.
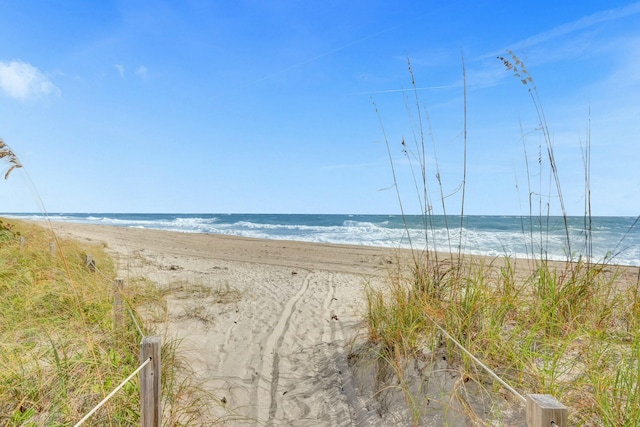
[85,254,96,272]
[49,241,55,256]
[526,394,567,427]
[113,278,125,331]
[19,236,25,250]
[140,335,162,427]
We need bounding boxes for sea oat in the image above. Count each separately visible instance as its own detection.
[0,138,23,179]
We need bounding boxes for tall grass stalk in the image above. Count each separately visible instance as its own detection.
[374,99,415,252]
[499,51,572,259]
[582,105,593,264]
[458,52,468,262]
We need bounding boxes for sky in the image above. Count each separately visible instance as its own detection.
[0,0,638,216]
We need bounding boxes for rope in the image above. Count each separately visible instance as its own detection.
[126,304,145,338]
[92,262,111,282]
[92,263,145,338]
[423,310,527,404]
[73,357,151,427]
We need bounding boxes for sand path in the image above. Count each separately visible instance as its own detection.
[44,222,402,426]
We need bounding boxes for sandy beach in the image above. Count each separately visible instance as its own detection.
[37,221,640,426]
[43,221,418,426]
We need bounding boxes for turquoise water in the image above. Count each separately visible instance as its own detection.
[4,213,639,266]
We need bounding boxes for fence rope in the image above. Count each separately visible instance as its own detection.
[73,357,151,427]
[91,262,145,338]
[126,303,145,338]
[423,310,527,404]
[92,262,111,282]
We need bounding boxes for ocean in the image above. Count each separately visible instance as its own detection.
[3,213,639,267]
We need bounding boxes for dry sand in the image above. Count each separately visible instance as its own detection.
[45,222,444,426]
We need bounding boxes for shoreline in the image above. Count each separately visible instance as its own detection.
[35,220,640,272]
[9,212,638,268]
[36,221,409,276]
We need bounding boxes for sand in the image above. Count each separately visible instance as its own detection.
[43,222,425,425]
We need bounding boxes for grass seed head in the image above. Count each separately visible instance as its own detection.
[0,138,23,180]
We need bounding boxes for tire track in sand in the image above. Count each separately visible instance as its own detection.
[321,273,371,427]
[256,271,312,424]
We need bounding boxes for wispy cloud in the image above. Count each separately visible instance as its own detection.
[509,2,640,52]
[115,64,125,77]
[0,60,59,100]
[322,160,385,170]
[136,65,148,79]
[467,3,640,91]
[481,2,640,59]
[353,84,463,96]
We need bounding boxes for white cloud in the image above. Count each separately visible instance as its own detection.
[115,64,125,77]
[0,60,59,100]
[136,65,148,79]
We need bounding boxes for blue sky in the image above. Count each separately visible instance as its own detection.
[0,1,638,215]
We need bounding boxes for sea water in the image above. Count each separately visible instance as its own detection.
[4,213,639,266]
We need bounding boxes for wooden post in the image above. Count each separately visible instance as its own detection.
[19,236,25,250]
[113,278,125,331]
[140,335,162,427]
[526,394,568,427]
[49,241,55,256]
[85,254,96,272]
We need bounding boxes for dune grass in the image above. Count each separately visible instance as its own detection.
[0,219,139,425]
[365,255,640,425]
[0,219,212,425]
[361,52,640,426]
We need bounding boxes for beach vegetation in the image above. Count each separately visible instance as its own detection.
[0,138,22,180]
[359,52,640,426]
[0,219,214,425]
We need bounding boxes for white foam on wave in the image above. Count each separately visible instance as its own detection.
[4,213,637,266]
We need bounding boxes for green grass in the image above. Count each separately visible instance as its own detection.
[0,219,212,425]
